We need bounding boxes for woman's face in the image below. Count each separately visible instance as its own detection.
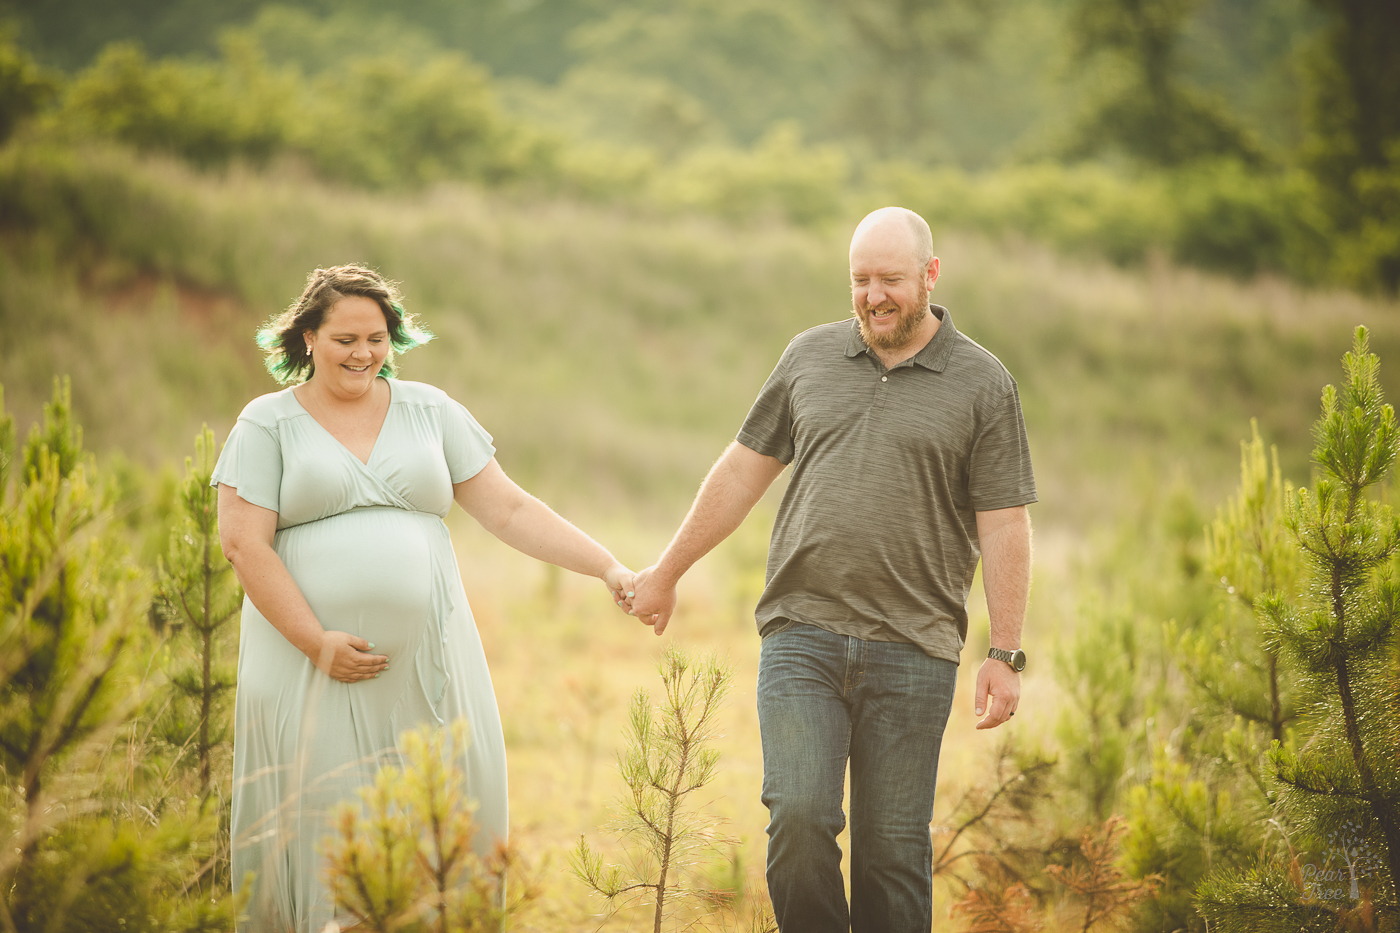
[304,295,391,398]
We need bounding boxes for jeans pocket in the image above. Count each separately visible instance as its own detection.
[760,617,799,640]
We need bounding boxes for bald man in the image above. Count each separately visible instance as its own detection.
[628,207,1036,933]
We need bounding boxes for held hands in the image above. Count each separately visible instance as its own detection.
[605,561,676,635]
[974,657,1020,730]
[625,565,677,635]
[313,631,390,683]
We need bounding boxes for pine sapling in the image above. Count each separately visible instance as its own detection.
[1198,326,1400,931]
[322,719,536,933]
[572,647,734,932]
[1195,420,1300,742]
[154,426,241,796]
[0,378,147,885]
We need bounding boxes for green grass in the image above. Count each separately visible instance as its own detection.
[3,140,1398,532]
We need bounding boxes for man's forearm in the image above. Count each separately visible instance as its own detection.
[654,442,785,585]
[977,506,1032,649]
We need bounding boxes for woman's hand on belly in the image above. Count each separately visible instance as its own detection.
[314,631,390,683]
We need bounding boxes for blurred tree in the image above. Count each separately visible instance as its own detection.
[831,0,991,158]
[60,37,295,167]
[230,5,443,78]
[1302,0,1400,204]
[1065,0,1260,166]
[566,0,839,148]
[0,0,263,68]
[1176,0,1318,154]
[1050,482,1214,826]
[54,25,557,191]
[1053,597,1142,822]
[1166,159,1333,281]
[319,0,602,84]
[294,49,554,189]
[1301,0,1400,291]
[1197,327,1400,931]
[0,25,58,144]
[1,0,600,83]
[527,66,719,160]
[654,123,848,226]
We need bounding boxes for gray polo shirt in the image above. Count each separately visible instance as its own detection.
[736,306,1036,662]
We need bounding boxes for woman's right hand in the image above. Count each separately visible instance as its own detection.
[604,562,637,613]
[311,631,390,683]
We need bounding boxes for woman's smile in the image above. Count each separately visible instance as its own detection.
[304,295,392,398]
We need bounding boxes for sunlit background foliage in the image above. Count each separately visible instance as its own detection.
[0,0,1398,930]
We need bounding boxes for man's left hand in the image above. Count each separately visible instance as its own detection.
[974,657,1020,730]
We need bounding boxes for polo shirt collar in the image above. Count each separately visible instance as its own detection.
[844,305,958,372]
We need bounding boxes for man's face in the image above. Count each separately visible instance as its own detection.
[849,240,933,353]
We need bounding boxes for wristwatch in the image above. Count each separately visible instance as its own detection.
[988,647,1027,672]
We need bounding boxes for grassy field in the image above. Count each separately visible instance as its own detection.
[4,142,1400,929]
[5,142,1399,528]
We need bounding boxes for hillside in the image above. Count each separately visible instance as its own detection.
[3,142,1397,532]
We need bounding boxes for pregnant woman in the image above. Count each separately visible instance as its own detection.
[213,265,634,932]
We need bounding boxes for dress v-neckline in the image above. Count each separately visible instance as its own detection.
[291,378,394,467]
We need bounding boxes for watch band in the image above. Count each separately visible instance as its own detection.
[988,646,1027,672]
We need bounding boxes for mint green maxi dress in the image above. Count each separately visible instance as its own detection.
[211,378,508,933]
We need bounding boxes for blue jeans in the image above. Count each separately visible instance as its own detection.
[757,620,958,933]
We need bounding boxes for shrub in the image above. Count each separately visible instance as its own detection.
[0,27,59,145]
[1168,161,1334,281]
[322,719,537,933]
[876,161,1170,265]
[652,123,848,227]
[294,51,554,190]
[60,38,295,168]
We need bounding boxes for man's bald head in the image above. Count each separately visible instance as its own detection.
[850,207,934,271]
[848,207,941,356]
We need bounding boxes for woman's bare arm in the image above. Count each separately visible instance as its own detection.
[452,459,634,601]
[217,484,388,682]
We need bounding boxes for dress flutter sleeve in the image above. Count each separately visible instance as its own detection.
[442,399,496,483]
[210,418,284,513]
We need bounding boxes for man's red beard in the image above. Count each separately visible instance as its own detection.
[854,284,929,352]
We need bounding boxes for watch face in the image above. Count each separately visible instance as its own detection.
[989,647,1027,671]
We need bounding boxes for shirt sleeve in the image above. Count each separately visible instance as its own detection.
[209,418,283,513]
[967,383,1038,512]
[442,398,496,483]
[736,348,796,464]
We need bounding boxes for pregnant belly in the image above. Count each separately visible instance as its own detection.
[275,507,441,664]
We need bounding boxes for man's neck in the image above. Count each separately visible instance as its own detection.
[872,307,940,369]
